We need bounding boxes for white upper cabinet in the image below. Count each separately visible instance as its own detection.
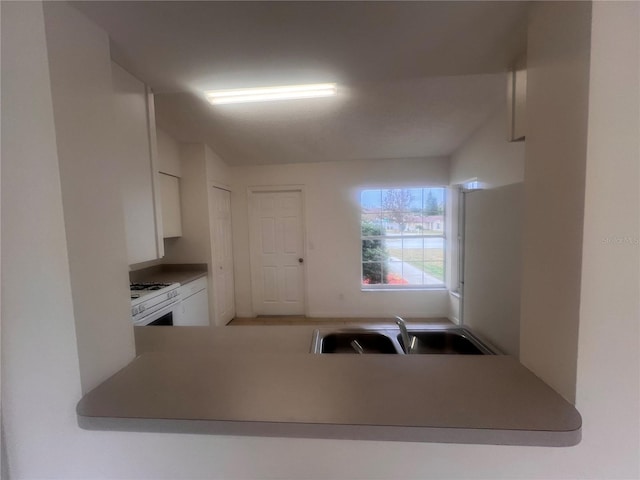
[112,62,164,265]
[159,173,182,238]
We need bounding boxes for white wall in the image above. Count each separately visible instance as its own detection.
[463,184,522,357]
[2,2,97,476]
[450,102,525,188]
[575,1,640,474]
[128,128,181,272]
[163,144,211,265]
[162,143,231,324]
[519,1,592,403]
[447,87,526,327]
[206,144,231,187]
[230,157,451,318]
[130,127,182,272]
[156,127,181,177]
[42,1,135,393]
[444,188,461,324]
[160,143,230,266]
[3,2,639,479]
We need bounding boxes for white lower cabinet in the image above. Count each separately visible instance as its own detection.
[175,277,209,326]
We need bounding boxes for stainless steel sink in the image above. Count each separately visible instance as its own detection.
[396,330,493,355]
[317,331,399,354]
[311,324,498,355]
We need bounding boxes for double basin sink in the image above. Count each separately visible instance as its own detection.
[310,324,497,355]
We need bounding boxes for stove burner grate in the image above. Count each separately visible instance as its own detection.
[130,282,172,291]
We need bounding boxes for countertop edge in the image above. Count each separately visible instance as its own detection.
[75,352,582,447]
[175,271,208,284]
[76,415,581,447]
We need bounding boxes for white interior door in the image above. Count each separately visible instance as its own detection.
[249,190,305,315]
[210,187,235,325]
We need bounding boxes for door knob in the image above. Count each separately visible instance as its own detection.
[298,258,304,263]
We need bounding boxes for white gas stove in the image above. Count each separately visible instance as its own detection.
[130,282,181,326]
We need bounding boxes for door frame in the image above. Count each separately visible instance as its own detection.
[247,185,308,317]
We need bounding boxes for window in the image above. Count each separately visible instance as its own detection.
[361,187,446,288]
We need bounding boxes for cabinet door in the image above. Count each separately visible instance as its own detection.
[159,173,182,238]
[179,290,209,326]
[112,62,163,264]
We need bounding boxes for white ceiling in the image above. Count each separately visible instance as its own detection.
[74,1,529,166]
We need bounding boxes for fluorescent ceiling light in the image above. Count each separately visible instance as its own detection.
[205,83,337,105]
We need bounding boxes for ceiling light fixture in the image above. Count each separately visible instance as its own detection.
[205,83,337,105]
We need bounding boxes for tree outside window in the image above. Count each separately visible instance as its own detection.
[361,187,446,288]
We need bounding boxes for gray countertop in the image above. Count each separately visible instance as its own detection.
[135,325,318,354]
[129,263,207,285]
[78,326,581,446]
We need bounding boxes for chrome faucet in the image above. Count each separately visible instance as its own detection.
[350,340,365,354]
[395,315,415,354]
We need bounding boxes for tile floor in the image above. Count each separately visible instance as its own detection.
[228,316,452,326]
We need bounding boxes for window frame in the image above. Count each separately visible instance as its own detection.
[360,186,447,291]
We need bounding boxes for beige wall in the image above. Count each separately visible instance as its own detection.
[42,1,135,393]
[519,1,592,403]
[230,157,451,318]
[3,2,639,479]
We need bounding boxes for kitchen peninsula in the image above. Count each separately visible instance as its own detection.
[77,326,581,447]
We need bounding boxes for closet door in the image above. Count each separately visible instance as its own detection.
[210,187,235,325]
